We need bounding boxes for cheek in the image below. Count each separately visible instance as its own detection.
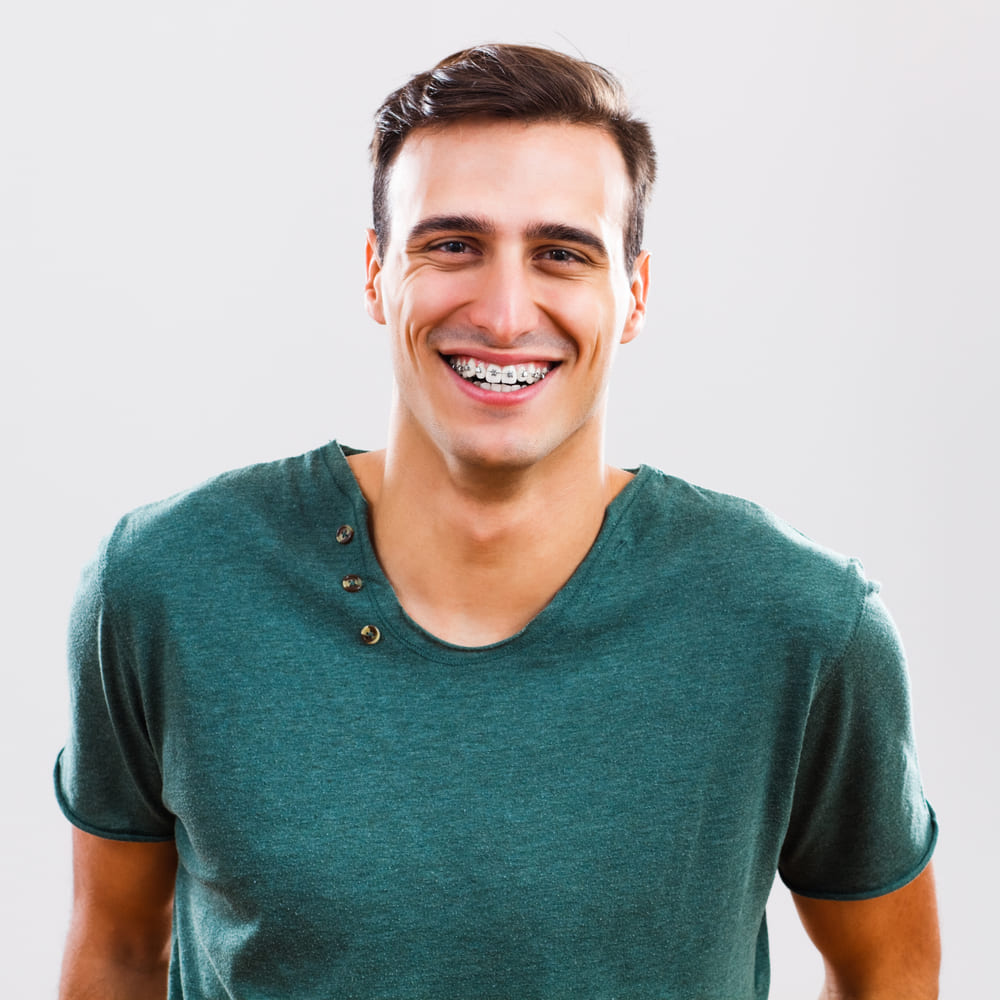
[547,289,622,362]
[392,274,469,340]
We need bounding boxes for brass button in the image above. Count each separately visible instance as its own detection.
[360,624,381,645]
[342,574,363,593]
[335,525,355,544]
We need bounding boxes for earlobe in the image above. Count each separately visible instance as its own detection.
[365,229,386,325]
[620,250,650,345]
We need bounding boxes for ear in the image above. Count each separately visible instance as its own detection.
[620,250,650,345]
[364,228,386,325]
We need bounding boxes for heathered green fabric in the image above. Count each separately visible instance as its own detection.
[55,441,936,999]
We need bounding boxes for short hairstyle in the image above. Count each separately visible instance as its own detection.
[370,44,657,273]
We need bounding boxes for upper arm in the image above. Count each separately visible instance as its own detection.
[792,862,940,999]
[67,827,178,961]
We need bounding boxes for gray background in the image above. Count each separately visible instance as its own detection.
[2,1,997,994]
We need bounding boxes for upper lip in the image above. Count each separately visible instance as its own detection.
[440,350,562,366]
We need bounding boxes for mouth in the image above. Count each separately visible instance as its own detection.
[445,355,558,393]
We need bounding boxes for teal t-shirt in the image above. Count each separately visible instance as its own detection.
[55,442,936,999]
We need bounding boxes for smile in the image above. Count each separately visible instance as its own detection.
[447,355,554,393]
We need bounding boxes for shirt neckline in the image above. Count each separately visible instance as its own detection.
[320,441,654,663]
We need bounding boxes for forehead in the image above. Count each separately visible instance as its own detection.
[385,120,631,250]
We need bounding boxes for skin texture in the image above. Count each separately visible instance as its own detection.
[365,120,649,477]
[794,864,940,999]
[359,120,649,645]
[59,829,177,999]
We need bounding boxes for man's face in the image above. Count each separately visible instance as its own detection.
[365,119,649,473]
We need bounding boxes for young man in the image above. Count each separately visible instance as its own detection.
[56,45,939,998]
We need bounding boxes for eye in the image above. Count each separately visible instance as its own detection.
[538,247,584,264]
[432,240,471,254]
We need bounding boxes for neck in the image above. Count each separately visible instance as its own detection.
[347,423,632,646]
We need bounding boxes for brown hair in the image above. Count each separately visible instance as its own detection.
[370,44,656,272]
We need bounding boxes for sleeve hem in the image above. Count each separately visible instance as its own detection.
[780,802,938,901]
[53,752,175,844]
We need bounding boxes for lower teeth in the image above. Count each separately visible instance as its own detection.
[471,381,522,392]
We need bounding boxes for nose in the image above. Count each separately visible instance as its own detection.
[464,253,541,345]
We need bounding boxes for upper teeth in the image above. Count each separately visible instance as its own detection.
[450,357,551,389]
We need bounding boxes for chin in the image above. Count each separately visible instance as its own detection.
[440,431,555,473]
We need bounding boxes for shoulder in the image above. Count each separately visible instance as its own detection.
[629,467,858,577]
[96,441,355,605]
[625,468,876,659]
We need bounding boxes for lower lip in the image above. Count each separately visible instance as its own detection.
[445,361,554,406]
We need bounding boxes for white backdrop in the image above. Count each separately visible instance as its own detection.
[2,2,997,995]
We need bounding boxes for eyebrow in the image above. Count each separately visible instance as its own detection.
[525,222,608,260]
[406,215,496,243]
[405,215,609,260]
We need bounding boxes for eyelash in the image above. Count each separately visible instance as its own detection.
[540,248,584,264]
[432,240,472,254]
